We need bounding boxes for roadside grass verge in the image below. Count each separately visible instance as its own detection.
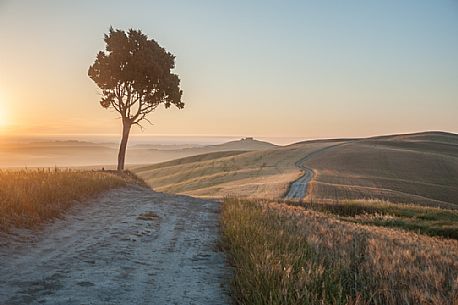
[287,200,458,240]
[220,198,458,305]
[0,169,133,231]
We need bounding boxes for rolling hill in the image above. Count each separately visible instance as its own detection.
[133,132,458,209]
[133,140,343,199]
[307,131,458,208]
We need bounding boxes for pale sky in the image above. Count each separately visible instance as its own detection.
[0,0,457,140]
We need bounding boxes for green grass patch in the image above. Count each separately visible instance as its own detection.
[288,200,458,240]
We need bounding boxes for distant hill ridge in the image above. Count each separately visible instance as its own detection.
[0,136,278,168]
[208,137,277,150]
[290,131,458,146]
[133,131,458,209]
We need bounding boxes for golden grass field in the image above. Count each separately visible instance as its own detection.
[0,169,130,231]
[134,132,458,209]
[134,141,340,199]
[221,198,458,305]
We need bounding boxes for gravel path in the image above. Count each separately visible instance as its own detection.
[0,185,231,305]
[284,168,314,200]
[284,142,350,200]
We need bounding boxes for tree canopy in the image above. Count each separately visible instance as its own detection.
[88,27,184,126]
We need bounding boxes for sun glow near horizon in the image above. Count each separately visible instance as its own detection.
[0,1,457,138]
[0,92,10,130]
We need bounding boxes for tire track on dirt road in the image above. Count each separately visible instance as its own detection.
[0,186,231,305]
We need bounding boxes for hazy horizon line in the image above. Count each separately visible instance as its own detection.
[3,129,456,138]
[1,129,456,146]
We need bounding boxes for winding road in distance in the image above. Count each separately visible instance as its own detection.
[284,142,350,200]
[284,167,314,200]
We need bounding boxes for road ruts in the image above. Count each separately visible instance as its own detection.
[0,186,231,305]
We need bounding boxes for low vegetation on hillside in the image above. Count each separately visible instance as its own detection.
[221,198,458,305]
[286,199,458,239]
[0,169,130,231]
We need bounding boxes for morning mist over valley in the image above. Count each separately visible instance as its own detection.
[0,1,457,304]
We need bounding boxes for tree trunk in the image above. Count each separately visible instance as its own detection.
[117,121,131,171]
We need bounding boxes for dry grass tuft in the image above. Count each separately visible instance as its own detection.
[137,211,159,221]
[0,168,129,231]
[221,198,458,305]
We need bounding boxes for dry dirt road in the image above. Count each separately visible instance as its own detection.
[284,142,350,200]
[0,185,231,305]
[284,168,314,200]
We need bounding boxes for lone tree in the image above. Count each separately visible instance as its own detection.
[88,28,184,171]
